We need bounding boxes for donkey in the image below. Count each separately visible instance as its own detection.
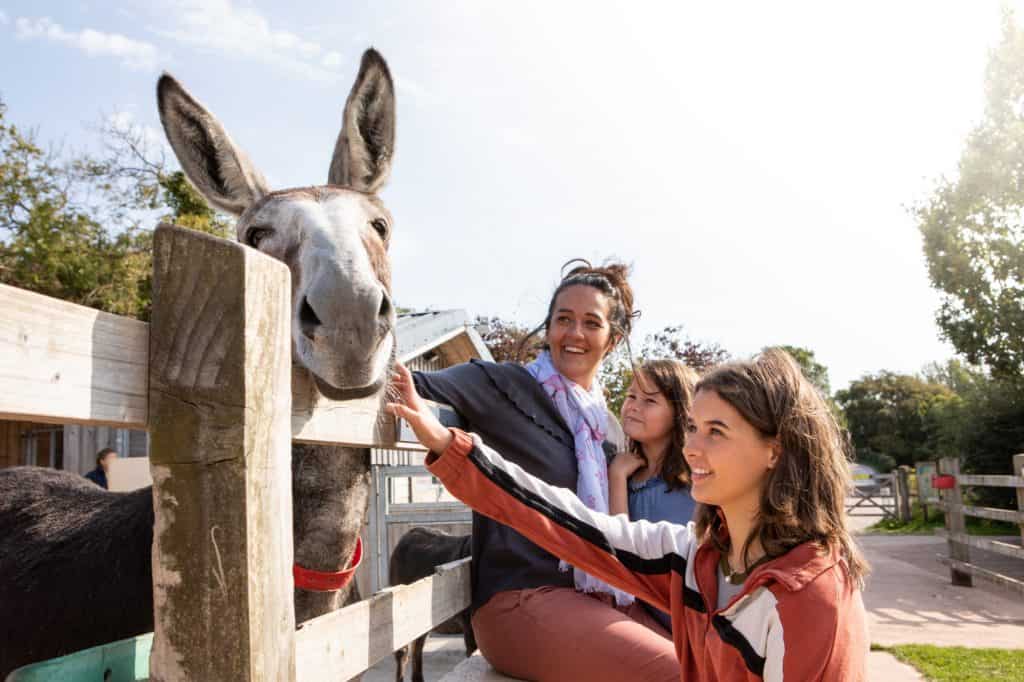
[390,527,476,682]
[0,48,396,678]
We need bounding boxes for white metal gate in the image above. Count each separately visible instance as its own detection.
[366,464,472,593]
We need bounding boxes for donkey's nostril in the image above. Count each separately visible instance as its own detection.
[378,293,392,319]
[299,297,322,340]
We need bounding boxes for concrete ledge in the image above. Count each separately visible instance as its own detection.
[438,653,518,681]
[440,651,919,682]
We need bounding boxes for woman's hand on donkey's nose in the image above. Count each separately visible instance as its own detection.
[386,363,454,453]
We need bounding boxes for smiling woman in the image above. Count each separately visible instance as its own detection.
[534,260,635,390]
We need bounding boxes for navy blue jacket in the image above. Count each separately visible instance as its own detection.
[414,359,622,611]
[84,467,108,489]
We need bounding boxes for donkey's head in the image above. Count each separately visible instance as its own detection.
[157,49,396,400]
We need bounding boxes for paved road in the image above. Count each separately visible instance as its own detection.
[859,534,1024,649]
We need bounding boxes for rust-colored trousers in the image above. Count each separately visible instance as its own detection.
[471,586,679,682]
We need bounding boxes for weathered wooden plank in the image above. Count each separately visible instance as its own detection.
[0,283,148,428]
[294,557,471,681]
[933,529,1024,561]
[0,284,405,446]
[958,505,1024,524]
[933,501,1024,524]
[957,474,1024,488]
[936,555,1024,596]
[894,467,912,522]
[148,225,295,682]
[291,366,398,447]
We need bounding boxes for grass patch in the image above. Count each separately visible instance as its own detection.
[866,502,1016,535]
[873,644,1024,682]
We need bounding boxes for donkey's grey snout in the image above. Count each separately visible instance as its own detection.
[299,296,322,340]
[378,292,392,320]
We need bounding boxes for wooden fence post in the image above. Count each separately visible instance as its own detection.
[915,461,929,522]
[148,225,296,681]
[938,457,972,587]
[895,466,912,522]
[1015,453,1024,550]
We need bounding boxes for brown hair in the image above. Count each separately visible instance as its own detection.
[692,348,869,586]
[628,359,698,491]
[518,259,636,360]
[95,447,117,467]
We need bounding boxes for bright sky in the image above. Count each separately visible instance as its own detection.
[0,2,1014,390]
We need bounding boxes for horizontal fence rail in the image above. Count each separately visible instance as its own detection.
[0,283,149,428]
[933,502,1024,524]
[934,529,1024,561]
[295,557,471,681]
[936,556,1024,596]
[0,275,426,449]
[956,474,1024,488]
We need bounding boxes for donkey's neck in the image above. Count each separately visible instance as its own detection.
[291,443,371,623]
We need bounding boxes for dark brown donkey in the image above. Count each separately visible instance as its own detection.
[0,48,397,678]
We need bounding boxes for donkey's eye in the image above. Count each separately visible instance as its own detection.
[371,218,389,240]
[246,227,273,248]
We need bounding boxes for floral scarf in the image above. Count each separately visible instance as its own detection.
[527,351,633,606]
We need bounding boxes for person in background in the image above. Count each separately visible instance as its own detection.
[84,448,117,489]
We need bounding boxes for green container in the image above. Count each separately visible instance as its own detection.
[6,634,152,682]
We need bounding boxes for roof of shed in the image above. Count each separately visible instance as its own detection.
[396,310,493,364]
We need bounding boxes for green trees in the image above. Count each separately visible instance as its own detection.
[835,372,958,471]
[0,98,228,319]
[774,345,831,396]
[474,315,538,363]
[0,99,150,316]
[599,325,729,415]
[915,11,1024,383]
[913,10,1024,502]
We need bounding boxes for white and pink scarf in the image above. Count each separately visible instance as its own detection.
[527,351,633,606]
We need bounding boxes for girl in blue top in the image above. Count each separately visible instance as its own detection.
[609,358,699,630]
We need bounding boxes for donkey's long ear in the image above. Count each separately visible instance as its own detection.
[157,74,269,216]
[328,49,395,193]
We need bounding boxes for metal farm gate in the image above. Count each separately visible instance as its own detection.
[365,464,472,593]
[847,473,897,520]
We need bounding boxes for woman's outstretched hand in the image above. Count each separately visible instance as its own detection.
[386,362,454,453]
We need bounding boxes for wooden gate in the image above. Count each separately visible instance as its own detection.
[846,473,897,520]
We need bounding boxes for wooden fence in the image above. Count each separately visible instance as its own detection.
[1,224,471,680]
[846,472,902,521]
[933,455,1024,595]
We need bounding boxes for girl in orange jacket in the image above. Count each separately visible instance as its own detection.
[390,348,869,681]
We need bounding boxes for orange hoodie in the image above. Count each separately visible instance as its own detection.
[428,429,868,681]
